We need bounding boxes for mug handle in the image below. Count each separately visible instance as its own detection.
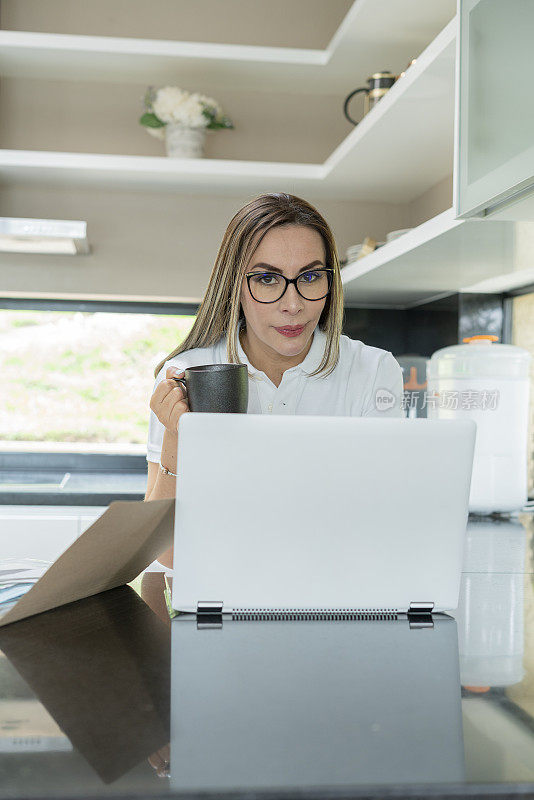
[172,376,188,399]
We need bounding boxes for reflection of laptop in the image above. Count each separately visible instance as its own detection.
[170,617,465,791]
[171,414,476,617]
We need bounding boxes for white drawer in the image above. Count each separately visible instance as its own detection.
[0,506,108,561]
[79,510,107,535]
[0,515,79,562]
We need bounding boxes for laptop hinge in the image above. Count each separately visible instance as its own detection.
[196,601,223,629]
[407,602,434,629]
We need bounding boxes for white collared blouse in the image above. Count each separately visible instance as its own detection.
[146,321,405,464]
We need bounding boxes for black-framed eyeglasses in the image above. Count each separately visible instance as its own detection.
[244,268,334,303]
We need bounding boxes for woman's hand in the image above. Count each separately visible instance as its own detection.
[150,367,190,433]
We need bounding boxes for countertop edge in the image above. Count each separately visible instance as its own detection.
[2,779,533,800]
[0,491,145,506]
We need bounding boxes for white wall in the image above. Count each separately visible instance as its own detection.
[0,183,410,301]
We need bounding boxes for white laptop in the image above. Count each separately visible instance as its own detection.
[171,414,476,619]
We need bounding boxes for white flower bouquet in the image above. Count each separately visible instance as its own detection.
[139,85,234,141]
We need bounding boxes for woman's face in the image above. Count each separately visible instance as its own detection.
[239,224,328,358]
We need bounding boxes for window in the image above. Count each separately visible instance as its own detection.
[0,299,197,462]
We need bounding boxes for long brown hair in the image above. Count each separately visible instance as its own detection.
[154,192,344,379]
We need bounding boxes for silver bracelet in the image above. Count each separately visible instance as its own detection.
[159,463,178,478]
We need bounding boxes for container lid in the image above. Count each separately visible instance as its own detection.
[428,335,531,379]
[462,335,499,344]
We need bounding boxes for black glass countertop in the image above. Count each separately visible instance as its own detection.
[0,512,533,800]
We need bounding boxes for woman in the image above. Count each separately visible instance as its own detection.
[145,192,404,568]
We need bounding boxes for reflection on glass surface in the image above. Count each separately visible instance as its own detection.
[0,585,171,794]
[456,514,534,782]
[0,518,534,796]
[170,617,465,792]
[456,518,526,687]
[0,654,73,754]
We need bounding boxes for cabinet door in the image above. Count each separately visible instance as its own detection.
[0,516,79,562]
[455,0,534,218]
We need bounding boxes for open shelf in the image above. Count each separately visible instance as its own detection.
[0,16,456,202]
[0,0,455,93]
[323,18,455,201]
[5,1,531,304]
[0,149,324,194]
[341,207,534,308]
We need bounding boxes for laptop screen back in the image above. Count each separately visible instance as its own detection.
[172,415,475,613]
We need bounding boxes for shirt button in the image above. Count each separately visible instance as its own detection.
[268,403,273,412]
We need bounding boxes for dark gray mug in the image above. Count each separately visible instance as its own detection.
[173,363,248,413]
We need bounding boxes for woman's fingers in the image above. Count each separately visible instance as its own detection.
[166,367,186,396]
[152,369,186,404]
[149,368,190,432]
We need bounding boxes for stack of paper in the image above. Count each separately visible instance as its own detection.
[0,560,52,618]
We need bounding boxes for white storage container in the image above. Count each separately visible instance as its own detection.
[427,335,531,514]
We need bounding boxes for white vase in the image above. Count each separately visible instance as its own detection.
[165,124,206,158]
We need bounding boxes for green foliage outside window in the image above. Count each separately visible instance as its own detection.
[0,310,195,446]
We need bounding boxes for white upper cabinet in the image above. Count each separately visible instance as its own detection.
[455,0,534,220]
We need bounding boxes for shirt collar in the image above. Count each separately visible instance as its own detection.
[235,318,326,378]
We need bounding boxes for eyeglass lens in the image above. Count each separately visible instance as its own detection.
[248,270,330,302]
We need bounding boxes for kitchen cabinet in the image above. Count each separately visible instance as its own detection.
[0,506,106,561]
[455,0,534,220]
